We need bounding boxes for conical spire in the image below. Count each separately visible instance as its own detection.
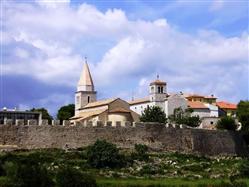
[77,57,94,91]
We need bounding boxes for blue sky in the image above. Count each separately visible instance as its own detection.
[1,0,248,116]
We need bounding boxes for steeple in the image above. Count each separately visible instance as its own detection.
[77,57,94,92]
[75,58,97,114]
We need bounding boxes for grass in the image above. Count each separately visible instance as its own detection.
[97,178,249,187]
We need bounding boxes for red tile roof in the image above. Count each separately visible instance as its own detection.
[216,101,237,110]
[150,79,166,86]
[188,101,208,109]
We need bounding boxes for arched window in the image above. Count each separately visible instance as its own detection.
[158,86,160,93]
[161,87,163,93]
[88,96,90,103]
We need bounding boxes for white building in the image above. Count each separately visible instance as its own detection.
[129,77,219,119]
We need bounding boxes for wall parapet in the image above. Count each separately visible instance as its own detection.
[0,121,248,156]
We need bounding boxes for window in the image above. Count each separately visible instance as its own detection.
[161,87,163,93]
[158,86,160,93]
[210,121,213,125]
[151,86,154,92]
[88,96,90,103]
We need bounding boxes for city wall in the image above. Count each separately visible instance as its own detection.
[0,120,248,156]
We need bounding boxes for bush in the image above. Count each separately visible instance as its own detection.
[86,139,125,168]
[56,166,96,187]
[239,160,249,177]
[131,144,149,161]
[2,161,53,187]
[216,116,237,131]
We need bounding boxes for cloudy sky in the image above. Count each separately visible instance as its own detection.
[1,0,248,116]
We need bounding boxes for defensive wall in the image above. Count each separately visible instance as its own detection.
[0,119,248,156]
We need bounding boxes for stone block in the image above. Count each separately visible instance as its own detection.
[105,121,112,127]
[86,121,93,127]
[4,119,13,125]
[16,119,24,126]
[40,120,48,126]
[52,120,60,126]
[62,120,71,126]
[115,121,121,127]
[27,120,38,126]
[96,121,103,127]
[124,121,132,127]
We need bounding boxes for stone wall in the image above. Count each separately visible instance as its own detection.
[0,121,248,156]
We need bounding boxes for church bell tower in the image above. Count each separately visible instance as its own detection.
[75,58,97,115]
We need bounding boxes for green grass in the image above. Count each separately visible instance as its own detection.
[97,178,249,187]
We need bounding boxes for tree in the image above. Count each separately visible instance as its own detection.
[57,104,75,121]
[237,100,249,132]
[30,108,53,121]
[140,106,167,123]
[216,116,237,131]
[56,166,96,187]
[86,140,125,168]
[169,107,201,127]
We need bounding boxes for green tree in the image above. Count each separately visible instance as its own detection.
[56,166,96,187]
[30,108,53,121]
[57,104,75,121]
[237,100,249,132]
[169,107,201,127]
[140,106,167,123]
[216,116,237,131]
[86,140,125,168]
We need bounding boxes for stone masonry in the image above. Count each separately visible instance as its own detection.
[0,120,248,156]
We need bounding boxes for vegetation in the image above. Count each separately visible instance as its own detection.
[56,166,96,187]
[216,116,237,131]
[169,108,201,127]
[131,144,149,161]
[140,106,167,123]
[0,140,248,187]
[237,100,249,132]
[30,108,53,122]
[57,104,75,121]
[86,139,126,168]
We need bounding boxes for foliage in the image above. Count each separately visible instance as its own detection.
[169,108,201,127]
[30,108,53,121]
[56,166,96,187]
[140,106,167,123]
[86,140,125,168]
[57,104,75,121]
[239,159,249,177]
[132,144,149,161]
[237,100,249,132]
[2,160,53,187]
[216,116,237,131]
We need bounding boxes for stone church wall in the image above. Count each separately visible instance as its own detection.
[0,121,248,156]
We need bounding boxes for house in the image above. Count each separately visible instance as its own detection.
[216,101,237,117]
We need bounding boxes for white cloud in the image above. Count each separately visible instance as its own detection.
[2,1,248,103]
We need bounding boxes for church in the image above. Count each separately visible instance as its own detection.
[70,61,140,125]
[70,60,236,128]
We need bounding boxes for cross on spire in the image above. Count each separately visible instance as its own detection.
[157,74,159,80]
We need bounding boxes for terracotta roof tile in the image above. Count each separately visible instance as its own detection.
[216,101,237,110]
[150,79,166,86]
[188,101,208,109]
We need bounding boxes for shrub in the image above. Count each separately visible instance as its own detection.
[132,144,149,161]
[56,166,96,187]
[2,161,53,187]
[239,160,249,177]
[86,139,125,168]
[216,116,237,131]
[140,106,167,123]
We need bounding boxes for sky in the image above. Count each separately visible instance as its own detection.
[1,0,248,116]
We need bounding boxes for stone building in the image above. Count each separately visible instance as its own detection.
[71,60,139,125]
